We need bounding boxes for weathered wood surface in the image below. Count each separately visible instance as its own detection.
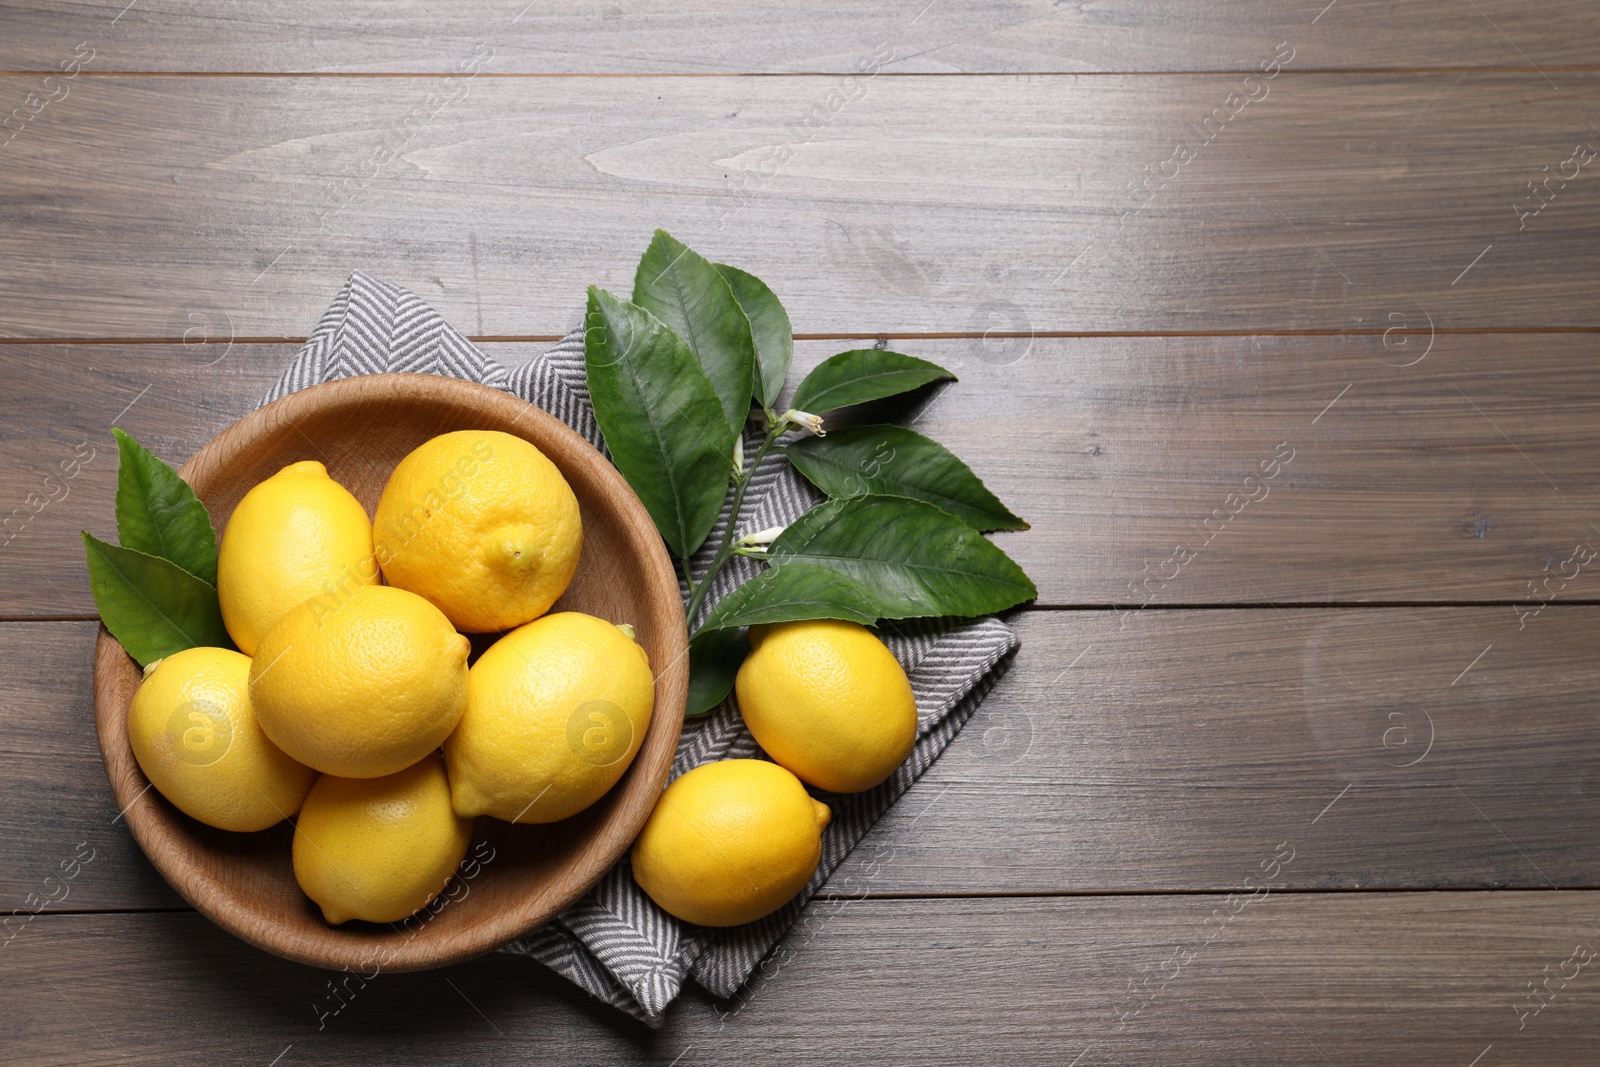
[4,334,1597,615]
[1,74,1598,337]
[8,897,1596,1065]
[4,2,1599,1060]
[8,606,1596,911]
[0,0,1595,74]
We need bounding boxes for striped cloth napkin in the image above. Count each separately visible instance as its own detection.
[263,272,1019,1024]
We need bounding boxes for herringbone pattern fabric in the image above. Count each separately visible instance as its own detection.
[264,273,1020,1024]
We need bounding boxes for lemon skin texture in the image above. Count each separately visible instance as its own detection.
[445,612,654,824]
[250,585,470,779]
[292,755,472,925]
[631,759,831,927]
[217,459,378,655]
[735,619,918,794]
[126,646,315,832]
[373,430,583,633]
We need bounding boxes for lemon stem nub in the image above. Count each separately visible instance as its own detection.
[615,623,637,641]
[812,799,832,829]
[484,524,543,571]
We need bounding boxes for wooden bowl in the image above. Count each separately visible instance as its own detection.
[92,373,687,972]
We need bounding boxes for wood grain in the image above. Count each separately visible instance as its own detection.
[837,606,1600,893]
[8,897,1598,1064]
[1,74,1597,337]
[11,606,1598,911]
[0,0,1595,74]
[5,333,1598,615]
[0,620,183,913]
[2,7,1596,1058]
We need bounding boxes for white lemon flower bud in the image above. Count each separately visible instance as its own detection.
[735,525,788,548]
[779,409,825,436]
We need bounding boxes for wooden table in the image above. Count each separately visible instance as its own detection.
[4,3,1598,1062]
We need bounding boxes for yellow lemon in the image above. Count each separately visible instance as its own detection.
[217,459,378,656]
[373,430,582,633]
[735,619,917,794]
[445,612,653,824]
[631,759,830,927]
[250,585,470,779]
[292,755,472,925]
[126,646,314,832]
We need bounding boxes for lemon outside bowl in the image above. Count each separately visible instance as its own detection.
[91,373,688,972]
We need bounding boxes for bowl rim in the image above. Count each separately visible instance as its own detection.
[91,372,687,971]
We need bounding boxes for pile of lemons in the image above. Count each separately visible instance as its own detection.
[630,619,919,927]
[127,429,923,933]
[127,430,654,925]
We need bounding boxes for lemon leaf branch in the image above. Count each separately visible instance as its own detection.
[684,424,783,628]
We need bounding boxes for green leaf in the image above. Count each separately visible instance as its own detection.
[583,286,736,559]
[685,627,750,718]
[633,230,756,437]
[112,428,218,585]
[695,562,880,633]
[714,263,792,413]
[789,349,954,415]
[769,495,1036,619]
[786,425,1029,533]
[82,532,232,668]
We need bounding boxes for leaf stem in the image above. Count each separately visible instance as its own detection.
[685,425,783,627]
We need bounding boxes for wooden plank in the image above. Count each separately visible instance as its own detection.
[8,895,1598,1063]
[0,0,1595,74]
[1,74,1598,337]
[834,606,1600,893]
[0,621,183,912]
[4,333,1599,614]
[0,342,284,619]
[8,606,1597,911]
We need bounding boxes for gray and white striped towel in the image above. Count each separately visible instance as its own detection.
[264,272,1019,1024]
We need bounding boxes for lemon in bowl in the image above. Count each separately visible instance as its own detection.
[292,754,472,925]
[445,611,655,824]
[249,584,470,780]
[216,459,378,655]
[126,646,314,833]
[374,429,582,634]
